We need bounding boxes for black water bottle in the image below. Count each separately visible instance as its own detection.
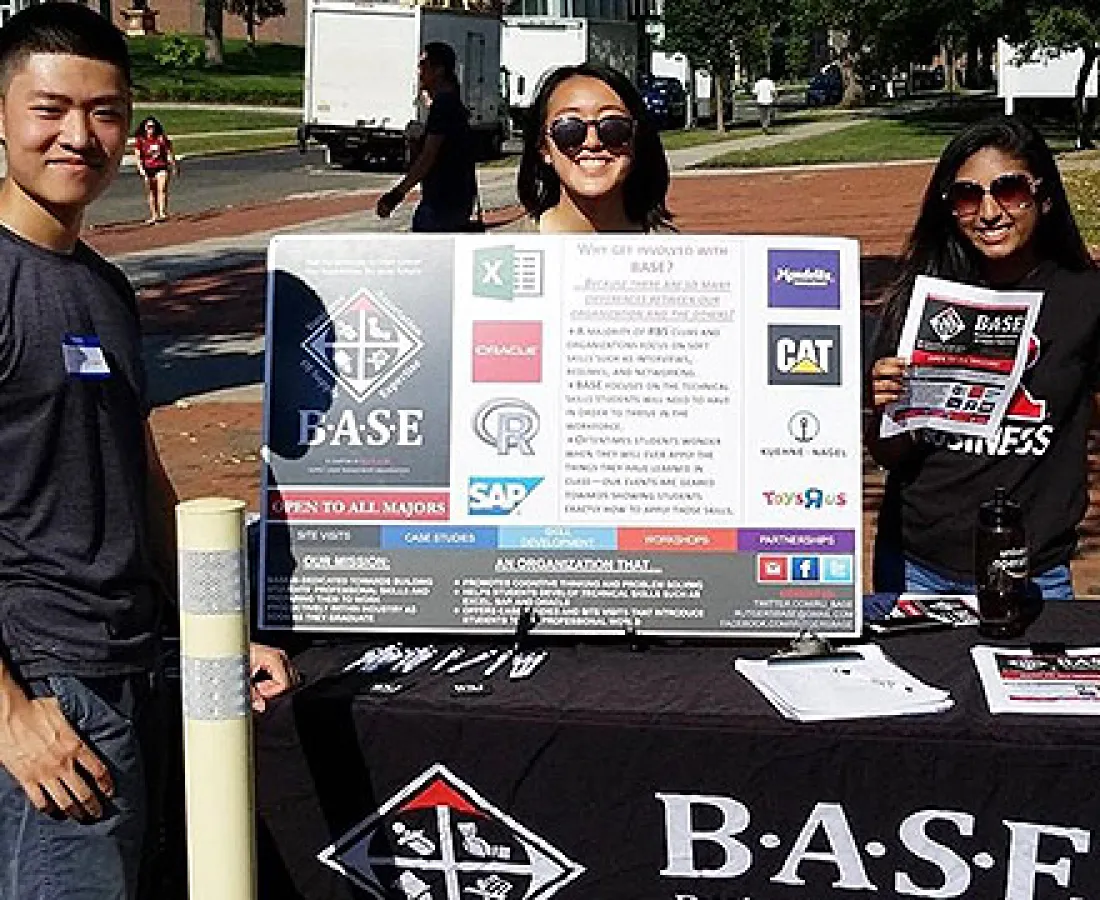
[974,487,1029,638]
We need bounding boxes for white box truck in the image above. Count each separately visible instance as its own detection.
[501,16,639,128]
[300,0,509,167]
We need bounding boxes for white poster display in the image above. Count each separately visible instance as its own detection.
[259,234,862,637]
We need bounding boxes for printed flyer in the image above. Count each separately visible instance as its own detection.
[881,275,1042,439]
[259,235,862,637]
[972,645,1100,714]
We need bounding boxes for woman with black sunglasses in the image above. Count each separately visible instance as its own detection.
[515,63,673,233]
[866,114,1100,604]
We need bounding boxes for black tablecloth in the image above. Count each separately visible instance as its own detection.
[255,602,1100,900]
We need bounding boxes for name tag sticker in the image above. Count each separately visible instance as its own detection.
[62,334,111,379]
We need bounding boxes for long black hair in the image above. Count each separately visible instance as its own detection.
[517,62,673,232]
[136,116,166,140]
[877,114,1094,348]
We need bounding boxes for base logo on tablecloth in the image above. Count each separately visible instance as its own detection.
[318,764,585,900]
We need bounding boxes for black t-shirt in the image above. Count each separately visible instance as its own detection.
[0,225,159,679]
[875,262,1100,580]
[421,89,476,216]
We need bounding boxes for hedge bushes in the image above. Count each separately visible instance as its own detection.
[129,34,303,107]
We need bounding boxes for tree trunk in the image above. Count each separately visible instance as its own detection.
[247,12,257,48]
[715,70,726,133]
[839,57,864,108]
[204,0,225,67]
[1073,45,1098,150]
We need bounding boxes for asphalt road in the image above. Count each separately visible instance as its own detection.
[87,146,404,227]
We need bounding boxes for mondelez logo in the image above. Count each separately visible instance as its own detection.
[768,248,841,309]
[318,764,584,900]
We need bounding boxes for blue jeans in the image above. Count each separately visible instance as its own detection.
[411,200,474,233]
[0,675,147,900]
[904,557,1074,600]
[864,559,1074,620]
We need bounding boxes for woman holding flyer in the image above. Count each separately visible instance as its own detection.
[515,63,673,233]
[866,114,1100,601]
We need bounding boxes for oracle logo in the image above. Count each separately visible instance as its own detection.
[472,321,542,383]
[474,343,538,357]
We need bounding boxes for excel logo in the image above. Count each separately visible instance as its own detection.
[318,764,584,900]
[474,246,545,300]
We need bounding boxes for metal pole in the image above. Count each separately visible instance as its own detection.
[177,497,256,900]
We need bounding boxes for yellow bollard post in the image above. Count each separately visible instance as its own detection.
[176,497,256,900]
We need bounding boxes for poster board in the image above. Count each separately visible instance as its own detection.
[259,234,863,637]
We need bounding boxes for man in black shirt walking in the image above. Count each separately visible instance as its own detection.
[376,41,478,231]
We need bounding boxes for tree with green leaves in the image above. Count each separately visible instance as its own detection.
[227,0,286,48]
[1013,3,1100,148]
[661,0,740,131]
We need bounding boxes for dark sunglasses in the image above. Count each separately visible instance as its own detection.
[546,114,635,153]
[943,172,1042,218]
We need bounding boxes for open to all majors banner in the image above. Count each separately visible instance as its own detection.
[259,235,862,637]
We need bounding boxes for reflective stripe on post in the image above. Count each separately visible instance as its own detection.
[177,497,256,900]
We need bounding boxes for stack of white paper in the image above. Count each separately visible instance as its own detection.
[972,645,1100,715]
[735,645,954,721]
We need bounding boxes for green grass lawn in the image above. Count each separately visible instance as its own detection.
[1063,169,1100,248]
[128,35,303,106]
[697,103,1081,168]
[171,129,299,156]
[132,106,300,135]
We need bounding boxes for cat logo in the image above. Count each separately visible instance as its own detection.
[768,324,842,386]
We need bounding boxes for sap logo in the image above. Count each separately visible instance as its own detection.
[468,477,543,515]
[768,325,842,386]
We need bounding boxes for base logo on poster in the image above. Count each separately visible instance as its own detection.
[303,287,424,403]
[318,764,585,900]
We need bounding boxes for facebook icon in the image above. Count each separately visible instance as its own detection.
[791,556,820,582]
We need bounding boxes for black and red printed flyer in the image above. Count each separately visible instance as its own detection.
[882,274,1042,440]
[259,235,863,637]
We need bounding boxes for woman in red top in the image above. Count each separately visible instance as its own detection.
[133,116,177,223]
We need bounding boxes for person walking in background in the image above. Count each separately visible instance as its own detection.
[376,41,477,232]
[133,115,176,223]
[866,115,1100,606]
[0,7,297,898]
[515,62,673,233]
[752,73,777,133]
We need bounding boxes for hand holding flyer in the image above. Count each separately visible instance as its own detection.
[880,275,1042,439]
